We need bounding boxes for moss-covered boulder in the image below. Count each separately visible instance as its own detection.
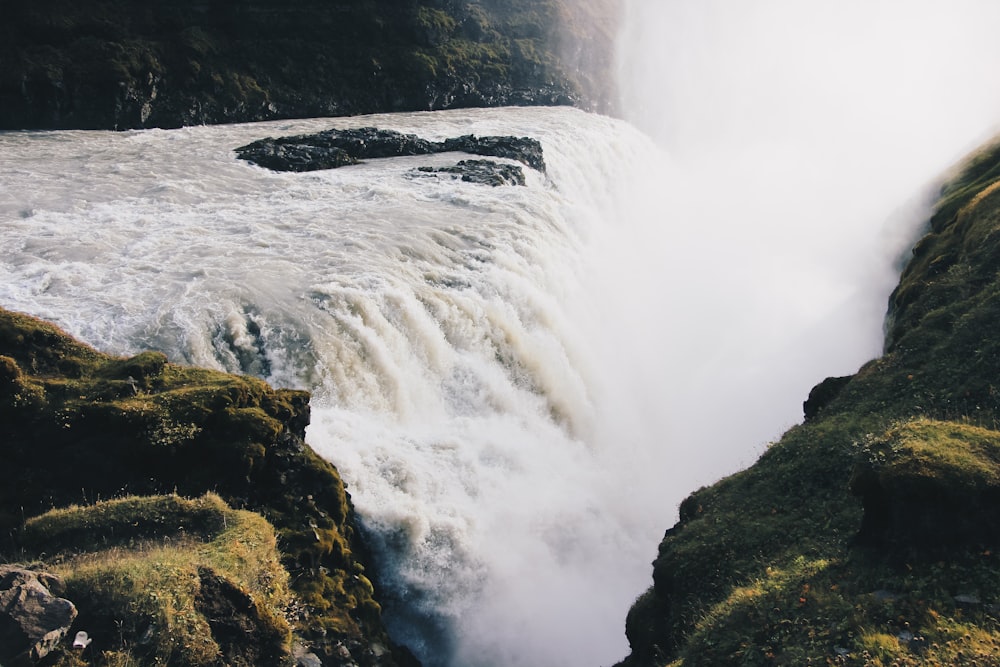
[852,419,1000,552]
[20,493,291,666]
[0,307,415,666]
[616,134,1000,666]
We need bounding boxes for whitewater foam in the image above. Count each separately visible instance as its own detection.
[0,107,676,667]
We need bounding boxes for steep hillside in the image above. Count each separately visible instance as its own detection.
[0,308,416,666]
[616,137,1000,666]
[0,0,618,130]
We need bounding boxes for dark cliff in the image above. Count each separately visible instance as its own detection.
[0,0,618,131]
[616,138,1000,666]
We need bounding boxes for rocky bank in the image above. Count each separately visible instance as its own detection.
[615,138,1000,665]
[0,0,618,131]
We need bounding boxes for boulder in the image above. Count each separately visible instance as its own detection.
[850,419,1000,551]
[0,566,77,666]
[415,159,526,186]
[438,134,546,172]
[236,128,545,175]
[802,375,852,421]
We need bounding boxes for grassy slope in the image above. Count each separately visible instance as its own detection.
[0,308,411,665]
[617,138,1000,667]
[22,493,292,666]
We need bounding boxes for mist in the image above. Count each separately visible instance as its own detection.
[600,0,1000,493]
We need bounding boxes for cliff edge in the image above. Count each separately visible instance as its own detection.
[616,137,1000,666]
[0,307,415,666]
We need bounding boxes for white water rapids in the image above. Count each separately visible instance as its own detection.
[5,2,1000,666]
[0,108,674,666]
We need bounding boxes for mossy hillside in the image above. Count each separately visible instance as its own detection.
[22,493,291,666]
[0,307,405,664]
[0,0,618,130]
[617,136,1000,666]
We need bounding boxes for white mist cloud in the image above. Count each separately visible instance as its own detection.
[604,0,1000,491]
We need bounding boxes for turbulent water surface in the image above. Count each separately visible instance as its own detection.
[0,107,681,666]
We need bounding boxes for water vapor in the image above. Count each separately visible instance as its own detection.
[606,0,1000,489]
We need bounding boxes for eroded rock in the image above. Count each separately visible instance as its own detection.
[0,566,77,665]
[415,159,526,186]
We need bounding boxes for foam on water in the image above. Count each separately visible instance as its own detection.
[0,107,676,666]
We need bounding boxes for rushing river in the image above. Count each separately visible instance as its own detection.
[0,108,686,666]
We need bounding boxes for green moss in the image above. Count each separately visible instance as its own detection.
[25,494,291,667]
[0,307,400,663]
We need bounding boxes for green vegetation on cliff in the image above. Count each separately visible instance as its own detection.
[0,308,414,666]
[24,494,292,666]
[0,0,618,130]
[618,138,1000,666]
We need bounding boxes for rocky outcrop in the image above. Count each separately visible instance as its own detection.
[0,307,416,667]
[0,566,76,666]
[802,375,851,421]
[235,126,545,176]
[415,159,526,186]
[615,136,1000,666]
[850,419,1000,552]
[0,0,619,130]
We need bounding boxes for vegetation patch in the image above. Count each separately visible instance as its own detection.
[0,307,412,665]
[22,494,290,666]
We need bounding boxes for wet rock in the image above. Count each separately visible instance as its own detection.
[415,159,526,186]
[0,566,77,665]
[236,127,545,175]
[439,134,546,172]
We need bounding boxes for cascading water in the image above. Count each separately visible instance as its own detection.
[0,109,676,667]
[5,3,1000,667]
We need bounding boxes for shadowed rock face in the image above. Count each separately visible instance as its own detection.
[235,126,545,175]
[0,0,619,130]
[0,566,76,666]
[416,159,526,186]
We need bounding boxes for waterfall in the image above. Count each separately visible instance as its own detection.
[0,108,677,667]
[5,3,1000,666]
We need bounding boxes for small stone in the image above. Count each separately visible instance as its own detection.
[297,652,323,667]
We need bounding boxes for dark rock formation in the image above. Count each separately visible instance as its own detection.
[194,566,289,667]
[0,0,620,130]
[439,134,546,172]
[802,375,852,421]
[236,126,545,175]
[236,127,433,172]
[850,419,1000,552]
[416,159,526,186]
[0,566,76,666]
